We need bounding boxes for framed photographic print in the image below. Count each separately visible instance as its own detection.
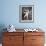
[19,5,34,23]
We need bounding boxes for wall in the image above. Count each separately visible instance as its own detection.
[0,0,46,29]
[0,0,46,44]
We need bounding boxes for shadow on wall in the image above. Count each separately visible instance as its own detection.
[0,24,7,43]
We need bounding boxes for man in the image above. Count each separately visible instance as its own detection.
[24,9,29,20]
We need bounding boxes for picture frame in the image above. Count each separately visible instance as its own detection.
[19,5,34,23]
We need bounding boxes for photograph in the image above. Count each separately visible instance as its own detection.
[19,5,34,23]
